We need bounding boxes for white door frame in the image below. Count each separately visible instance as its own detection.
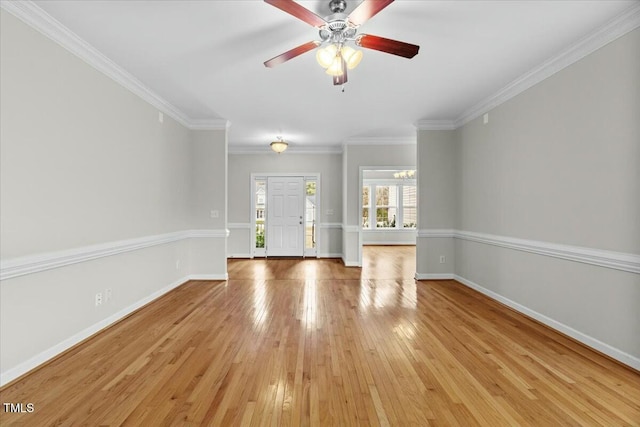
[358,166,416,266]
[251,173,320,258]
[266,176,304,256]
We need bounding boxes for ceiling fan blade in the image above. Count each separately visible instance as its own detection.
[348,0,394,27]
[264,0,326,28]
[264,41,320,68]
[356,34,419,58]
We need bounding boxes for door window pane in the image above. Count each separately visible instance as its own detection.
[305,181,316,249]
[255,181,266,248]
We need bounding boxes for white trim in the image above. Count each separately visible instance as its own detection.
[342,225,360,233]
[414,120,457,131]
[417,229,639,274]
[0,275,190,386]
[364,229,417,233]
[454,3,640,128]
[341,257,360,267]
[228,223,251,229]
[344,137,415,146]
[1,229,229,281]
[229,145,343,154]
[0,0,229,131]
[364,242,415,246]
[319,252,342,258]
[453,275,640,371]
[416,229,456,238]
[455,230,639,275]
[187,274,228,281]
[5,1,638,136]
[227,253,253,259]
[415,273,454,280]
[189,119,230,130]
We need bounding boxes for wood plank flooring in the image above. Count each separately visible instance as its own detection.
[1,246,639,425]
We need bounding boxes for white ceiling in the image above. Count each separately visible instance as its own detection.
[23,0,640,150]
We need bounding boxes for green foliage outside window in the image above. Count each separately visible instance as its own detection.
[256,226,265,248]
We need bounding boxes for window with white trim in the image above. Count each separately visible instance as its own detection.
[362,178,416,230]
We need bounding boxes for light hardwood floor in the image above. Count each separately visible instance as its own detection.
[1,246,639,426]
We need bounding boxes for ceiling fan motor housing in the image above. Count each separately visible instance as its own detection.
[319,18,357,44]
[329,0,347,14]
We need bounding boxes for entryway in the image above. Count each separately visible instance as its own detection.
[252,174,319,258]
[266,176,304,256]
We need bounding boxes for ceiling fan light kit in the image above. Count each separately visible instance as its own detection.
[264,0,419,87]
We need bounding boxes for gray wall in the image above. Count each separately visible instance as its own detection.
[416,130,457,277]
[0,10,227,384]
[227,152,343,257]
[190,130,228,276]
[418,28,640,367]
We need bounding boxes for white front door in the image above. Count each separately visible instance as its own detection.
[267,176,304,256]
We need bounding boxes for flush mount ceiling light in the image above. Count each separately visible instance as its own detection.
[263,0,419,87]
[270,136,288,153]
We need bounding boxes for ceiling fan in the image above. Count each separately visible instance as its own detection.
[263,0,419,86]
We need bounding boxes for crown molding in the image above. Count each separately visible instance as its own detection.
[454,3,640,128]
[228,144,343,154]
[343,137,416,146]
[5,1,638,136]
[414,120,456,131]
[189,119,231,130]
[0,0,228,131]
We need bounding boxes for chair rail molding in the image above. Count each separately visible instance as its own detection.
[417,229,640,274]
[1,229,230,281]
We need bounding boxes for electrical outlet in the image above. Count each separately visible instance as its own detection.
[439,255,446,264]
[176,260,181,270]
[210,210,219,218]
[105,288,112,302]
[95,292,103,306]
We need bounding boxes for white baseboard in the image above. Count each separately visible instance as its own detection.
[363,241,416,246]
[453,274,640,371]
[0,275,190,387]
[318,253,342,259]
[415,273,454,280]
[341,256,361,267]
[227,254,252,259]
[188,274,228,281]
